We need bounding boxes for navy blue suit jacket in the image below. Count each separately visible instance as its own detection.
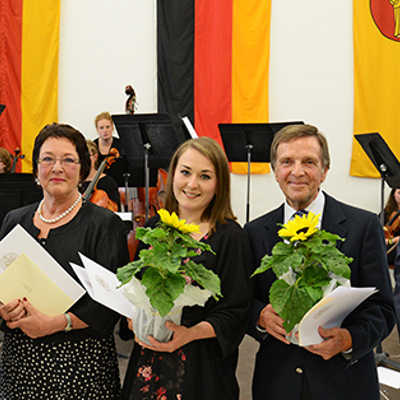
[245,193,395,400]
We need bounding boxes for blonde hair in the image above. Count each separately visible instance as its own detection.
[86,140,99,169]
[94,112,113,128]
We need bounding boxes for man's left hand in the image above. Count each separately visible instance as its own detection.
[305,326,352,360]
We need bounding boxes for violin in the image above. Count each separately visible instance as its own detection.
[89,189,118,212]
[82,150,119,212]
[384,210,400,240]
[10,148,25,173]
[384,209,400,256]
[104,148,119,170]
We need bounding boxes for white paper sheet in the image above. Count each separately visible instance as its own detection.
[115,212,132,221]
[70,253,135,319]
[298,286,377,346]
[70,263,94,297]
[0,224,85,302]
[377,366,400,389]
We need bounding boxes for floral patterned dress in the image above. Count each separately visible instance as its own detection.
[131,347,186,399]
[121,219,251,400]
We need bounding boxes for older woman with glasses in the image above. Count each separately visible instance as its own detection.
[0,123,129,399]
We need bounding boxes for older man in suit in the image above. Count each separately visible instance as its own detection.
[245,124,395,400]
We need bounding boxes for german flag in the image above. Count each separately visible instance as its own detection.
[0,0,60,172]
[157,0,271,174]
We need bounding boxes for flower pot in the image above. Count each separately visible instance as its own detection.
[122,276,212,344]
[131,305,183,345]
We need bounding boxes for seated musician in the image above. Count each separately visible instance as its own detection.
[385,187,400,340]
[80,140,120,211]
[0,147,12,174]
[93,112,123,165]
[384,187,400,265]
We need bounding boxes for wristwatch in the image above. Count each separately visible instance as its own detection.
[256,324,267,333]
[64,312,72,332]
[342,348,353,361]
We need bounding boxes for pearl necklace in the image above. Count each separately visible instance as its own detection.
[38,193,82,224]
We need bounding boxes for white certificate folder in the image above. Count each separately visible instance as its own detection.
[298,286,377,346]
[70,253,134,319]
[0,224,85,315]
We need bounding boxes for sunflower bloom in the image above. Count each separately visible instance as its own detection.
[278,211,320,242]
[157,209,200,234]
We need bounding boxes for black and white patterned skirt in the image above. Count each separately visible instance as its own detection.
[0,331,121,400]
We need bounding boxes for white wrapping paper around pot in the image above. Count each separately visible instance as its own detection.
[131,306,183,344]
[123,276,213,344]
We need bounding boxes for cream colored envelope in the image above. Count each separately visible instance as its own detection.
[0,254,74,315]
[0,225,85,304]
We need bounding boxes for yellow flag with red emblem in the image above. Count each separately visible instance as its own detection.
[351,0,400,177]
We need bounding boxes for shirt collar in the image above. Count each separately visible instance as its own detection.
[284,190,325,227]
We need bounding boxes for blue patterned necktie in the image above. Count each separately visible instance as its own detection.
[292,209,308,219]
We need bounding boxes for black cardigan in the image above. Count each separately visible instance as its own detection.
[0,201,130,343]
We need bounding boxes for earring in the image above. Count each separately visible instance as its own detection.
[35,178,41,186]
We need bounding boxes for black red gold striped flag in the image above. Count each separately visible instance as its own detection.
[0,1,59,172]
[157,0,271,174]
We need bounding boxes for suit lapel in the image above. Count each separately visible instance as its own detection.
[262,205,283,252]
[321,193,348,251]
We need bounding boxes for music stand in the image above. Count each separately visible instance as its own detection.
[355,132,400,372]
[112,113,190,221]
[219,121,303,223]
[0,173,43,226]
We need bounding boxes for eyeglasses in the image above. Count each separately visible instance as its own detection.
[38,156,80,167]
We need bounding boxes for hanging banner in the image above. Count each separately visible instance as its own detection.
[351,0,400,178]
[0,1,60,172]
[157,0,271,174]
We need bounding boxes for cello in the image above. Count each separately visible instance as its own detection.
[119,168,168,260]
[119,173,145,260]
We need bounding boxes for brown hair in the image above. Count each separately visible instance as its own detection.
[32,123,91,182]
[270,124,330,170]
[94,112,113,128]
[384,187,400,221]
[0,147,12,173]
[164,137,235,231]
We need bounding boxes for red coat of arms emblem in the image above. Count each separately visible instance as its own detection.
[370,0,400,41]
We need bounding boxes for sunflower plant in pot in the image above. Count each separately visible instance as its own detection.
[252,211,353,342]
[117,209,221,344]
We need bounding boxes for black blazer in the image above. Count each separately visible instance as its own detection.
[245,193,395,400]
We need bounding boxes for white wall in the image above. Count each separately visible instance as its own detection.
[59,0,384,226]
[59,0,157,138]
